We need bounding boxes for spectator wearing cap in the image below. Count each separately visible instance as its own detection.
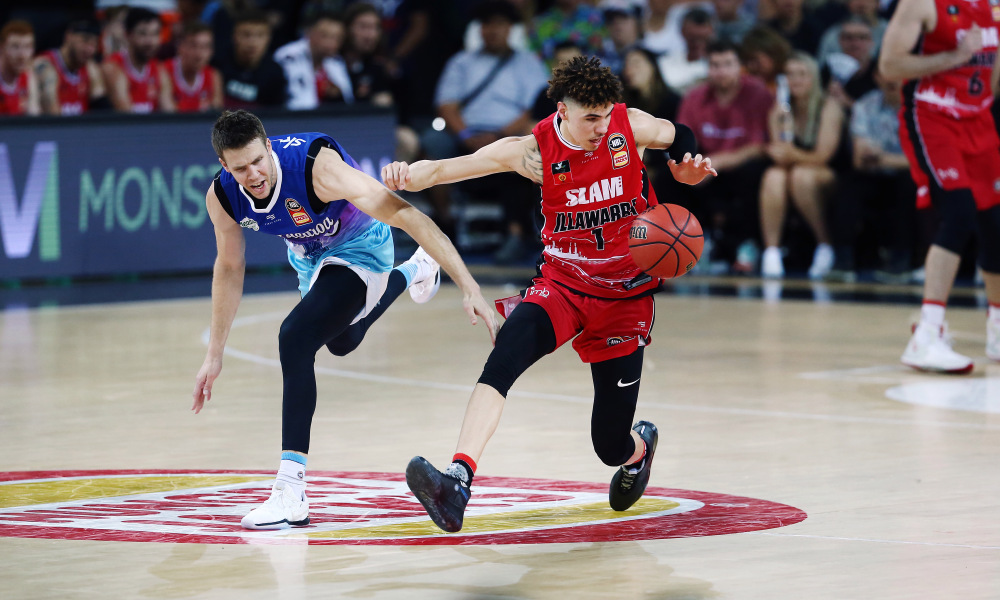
[214,11,288,109]
[530,0,606,63]
[597,5,641,76]
[0,20,39,116]
[274,11,353,110]
[102,7,163,113]
[423,0,548,253]
[35,19,109,116]
[657,7,714,93]
[711,0,755,45]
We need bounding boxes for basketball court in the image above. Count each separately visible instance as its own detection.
[2,275,998,599]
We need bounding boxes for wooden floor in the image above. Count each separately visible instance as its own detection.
[2,279,999,599]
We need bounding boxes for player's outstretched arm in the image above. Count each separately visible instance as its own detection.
[880,0,978,81]
[381,134,541,192]
[315,150,498,343]
[628,107,717,185]
[192,185,246,413]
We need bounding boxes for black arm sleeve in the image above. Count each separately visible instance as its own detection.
[666,122,697,161]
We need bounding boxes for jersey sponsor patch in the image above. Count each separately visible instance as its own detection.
[285,198,313,226]
[239,217,259,231]
[551,160,573,184]
[608,133,629,169]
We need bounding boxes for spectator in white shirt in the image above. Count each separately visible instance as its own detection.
[274,11,353,110]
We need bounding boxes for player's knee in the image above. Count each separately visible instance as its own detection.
[278,314,310,361]
[933,188,978,253]
[477,303,556,397]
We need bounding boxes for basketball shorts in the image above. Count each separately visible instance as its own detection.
[505,276,654,364]
[899,106,1000,211]
[286,221,393,325]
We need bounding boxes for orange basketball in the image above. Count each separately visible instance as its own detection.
[628,204,704,279]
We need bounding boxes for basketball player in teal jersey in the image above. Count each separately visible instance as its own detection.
[192,110,497,530]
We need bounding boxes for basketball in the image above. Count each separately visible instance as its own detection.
[628,204,704,278]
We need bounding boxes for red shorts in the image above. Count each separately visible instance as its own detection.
[500,277,654,364]
[899,106,1000,210]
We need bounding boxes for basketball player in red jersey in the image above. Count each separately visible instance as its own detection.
[34,20,108,116]
[0,20,39,116]
[102,7,162,113]
[881,0,1000,373]
[382,57,716,532]
[158,22,222,113]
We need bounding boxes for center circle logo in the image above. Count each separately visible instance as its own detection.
[0,470,806,545]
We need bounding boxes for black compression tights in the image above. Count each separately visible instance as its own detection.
[279,265,408,453]
[477,301,646,467]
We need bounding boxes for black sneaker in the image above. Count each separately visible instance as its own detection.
[609,421,658,511]
[405,456,471,532]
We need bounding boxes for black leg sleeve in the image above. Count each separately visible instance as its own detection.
[279,265,368,453]
[326,269,409,356]
[477,302,557,397]
[589,347,645,467]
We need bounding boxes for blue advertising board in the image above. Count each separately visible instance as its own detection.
[0,108,396,279]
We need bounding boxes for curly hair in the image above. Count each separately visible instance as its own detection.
[546,56,623,107]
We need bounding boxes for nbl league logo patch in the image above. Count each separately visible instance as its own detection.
[285,199,313,226]
[551,160,573,184]
[608,133,629,169]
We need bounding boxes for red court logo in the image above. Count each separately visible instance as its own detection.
[0,470,806,545]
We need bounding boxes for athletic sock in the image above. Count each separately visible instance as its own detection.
[396,257,429,288]
[277,453,307,499]
[989,303,1000,323]
[624,440,647,472]
[446,453,477,488]
[920,301,946,329]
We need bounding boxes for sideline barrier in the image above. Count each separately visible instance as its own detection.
[0,107,395,279]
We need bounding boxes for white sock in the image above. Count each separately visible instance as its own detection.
[989,304,1000,323]
[276,459,306,499]
[920,302,946,328]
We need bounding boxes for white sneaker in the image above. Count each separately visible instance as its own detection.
[988,318,1000,362]
[761,246,784,278]
[808,243,835,280]
[901,322,974,374]
[241,483,310,530]
[405,247,441,304]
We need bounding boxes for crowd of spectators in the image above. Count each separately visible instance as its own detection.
[0,0,963,281]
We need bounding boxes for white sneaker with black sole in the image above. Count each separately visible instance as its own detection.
[241,483,310,530]
[405,247,441,304]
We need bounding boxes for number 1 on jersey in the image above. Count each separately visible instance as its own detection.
[591,227,605,250]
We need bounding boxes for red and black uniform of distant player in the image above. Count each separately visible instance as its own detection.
[899,0,1000,211]
[38,49,91,115]
[514,103,660,364]
[0,70,29,114]
[107,49,159,113]
[163,57,214,112]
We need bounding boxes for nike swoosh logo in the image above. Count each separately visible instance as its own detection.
[617,378,640,387]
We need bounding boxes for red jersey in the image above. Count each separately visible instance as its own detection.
[531,103,659,299]
[907,0,1000,118]
[164,58,214,112]
[40,50,90,115]
[0,71,30,115]
[108,50,159,113]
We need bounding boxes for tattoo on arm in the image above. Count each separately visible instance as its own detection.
[522,139,543,184]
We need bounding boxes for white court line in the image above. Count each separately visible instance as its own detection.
[201,316,1000,431]
[746,531,1000,550]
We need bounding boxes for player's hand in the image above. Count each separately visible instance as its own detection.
[957,24,983,62]
[381,161,412,191]
[463,289,498,345]
[192,355,223,414]
[668,152,717,185]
